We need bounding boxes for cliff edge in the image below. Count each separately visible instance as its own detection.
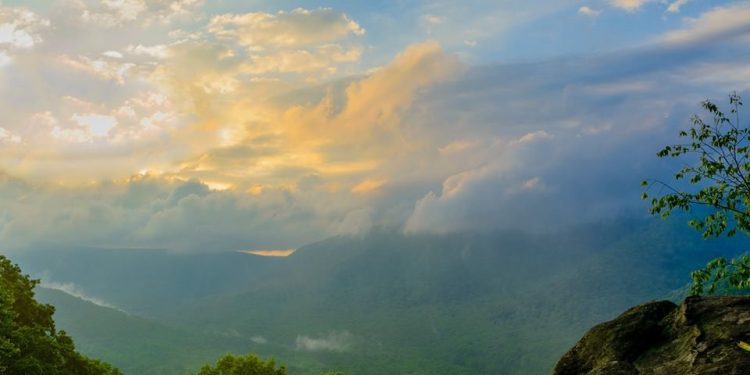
[554,296,750,375]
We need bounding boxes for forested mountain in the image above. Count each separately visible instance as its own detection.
[8,215,750,374]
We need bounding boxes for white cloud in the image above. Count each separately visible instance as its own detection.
[72,113,118,137]
[250,336,268,344]
[50,126,93,143]
[295,331,352,352]
[102,50,124,59]
[522,177,543,191]
[0,7,49,49]
[578,6,602,17]
[422,14,443,25]
[40,280,119,310]
[667,0,691,13]
[659,3,750,45]
[0,127,21,144]
[127,43,169,59]
[405,167,496,233]
[0,23,35,48]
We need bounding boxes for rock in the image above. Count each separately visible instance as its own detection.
[553,296,750,375]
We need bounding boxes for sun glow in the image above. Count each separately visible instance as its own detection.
[239,249,297,257]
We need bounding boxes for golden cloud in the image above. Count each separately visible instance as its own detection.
[208,8,364,48]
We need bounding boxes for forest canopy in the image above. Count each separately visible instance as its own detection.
[0,255,121,375]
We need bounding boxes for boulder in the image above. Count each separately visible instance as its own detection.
[554,296,750,375]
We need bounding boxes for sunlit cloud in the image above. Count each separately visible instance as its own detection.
[610,0,652,12]
[0,1,747,251]
[351,179,387,194]
[207,8,364,48]
[74,0,205,27]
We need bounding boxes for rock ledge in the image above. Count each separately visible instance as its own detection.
[554,296,750,375]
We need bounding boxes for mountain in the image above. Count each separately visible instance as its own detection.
[9,215,750,374]
[18,250,283,317]
[35,287,271,375]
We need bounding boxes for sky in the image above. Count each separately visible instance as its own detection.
[0,0,749,252]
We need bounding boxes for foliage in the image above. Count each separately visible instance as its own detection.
[192,353,286,375]
[642,92,750,295]
[689,255,750,295]
[0,255,121,375]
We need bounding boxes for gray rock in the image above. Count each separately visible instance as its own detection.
[554,296,750,375]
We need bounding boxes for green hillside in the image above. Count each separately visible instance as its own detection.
[35,288,272,375]
[12,216,750,374]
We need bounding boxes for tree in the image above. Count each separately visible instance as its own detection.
[642,92,750,295]
[193,353,346,375]
[0,255,122,375]
[192,353,286,375]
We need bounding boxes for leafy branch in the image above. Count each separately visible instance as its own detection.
[642,92,750,295]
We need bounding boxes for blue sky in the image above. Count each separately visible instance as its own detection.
[0,0,749,252]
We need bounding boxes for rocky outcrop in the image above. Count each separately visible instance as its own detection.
[554,296,750,375]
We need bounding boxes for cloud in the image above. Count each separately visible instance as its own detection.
[512,130,554,145]
[659,3,750,45]
[422,14,443,25]
[169,41,462,191]
[39,280,119,310]
[0,176,347,252]
[0,128,21,144]
[0,6,49,50]
[201,8,366,78]
[207,8,364,48]
[666,0,691,13]
[610,0,651,11]
[351,179,387,194]
[73,0,205,27]
[0,4,50,68]
[71,113,118,137]
[102,50,123,59]
[295,331,352,352]
[127,44,169,59]
[242,44,362,74]
[58,55,136,84]
[404,136,551,234]
[333,41,462,134]
[578,6,602,17]
[1,2,750,249]
[250,336,268,344]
